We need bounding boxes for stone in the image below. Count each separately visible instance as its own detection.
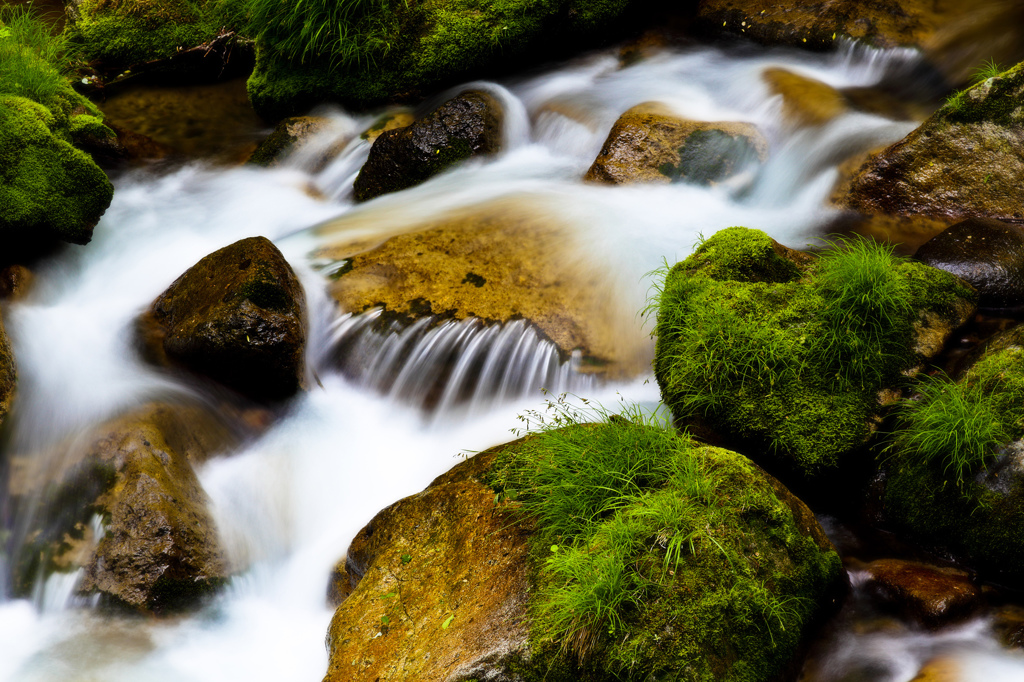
[247,116,332,167]
[353,90,503,202]
[360,110,415,143]
[910,657,963,682]
[0,309,15,428]
[862,558,982,628]
[314,197,651,379]
[584,101,767,185]
[763,68,848,128]
[11,402,234,611]
[915,217,1024,310]
[840,61,1024,223]
[138,236,307,402]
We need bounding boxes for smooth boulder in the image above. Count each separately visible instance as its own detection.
[353,90,503,202]
[584,101,767,185]
[139,236,307,402]
[915,217,1024,310]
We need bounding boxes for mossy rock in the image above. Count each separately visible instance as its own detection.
[138,236,307,402]
[584,101,768,185]
[246,0,654,120]
[324,421,843,681]
[884,323,1024,586]
[9,402,234,611]
[839,61,1024,222]
[72,0,225,72]
[653,227,976,481]
[0,95,114,245]
[353,90,503,202]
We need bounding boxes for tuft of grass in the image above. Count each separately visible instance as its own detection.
[0,6,73,108]
[971,57,1004,85]
[890,374,1009,492]
[812,234,914,388]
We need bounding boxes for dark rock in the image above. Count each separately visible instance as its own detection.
[992,604,1024,649]
[585,101,767,185]
[353,90,503,202]
[915,218,1024,310]
[0,308,15,428]
[139,236,307,402]
[862,558,982,629]
[247,116,332,167]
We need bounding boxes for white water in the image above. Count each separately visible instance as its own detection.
[2,38,1023,681]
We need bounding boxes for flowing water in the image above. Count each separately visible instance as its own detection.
[1,37,1023,681]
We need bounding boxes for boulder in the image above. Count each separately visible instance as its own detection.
[324,419,843,681]
[0,95,114,245]
[763,68,848,128]
[861,559,982,629]
[138,236,307,402]
[653,227,976,481]
[693,0,973,51]
[840,61,1024,222]
[10,402,234,611]
[315,197,650,378]
[884,322,1024,586]
[584,102,767,185]
[247,116,332,167]
[915,217,1024,310]
[353,91,503,202]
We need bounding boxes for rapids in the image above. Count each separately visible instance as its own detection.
[2,37,1023,681]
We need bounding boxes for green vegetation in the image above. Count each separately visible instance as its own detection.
[940,59,1024,126]
[0,7,77,109]
[486,397,841,679]
[652,227,974,477]
[971,58,1005,85]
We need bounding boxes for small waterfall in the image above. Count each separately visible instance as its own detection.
[325,309,596,412]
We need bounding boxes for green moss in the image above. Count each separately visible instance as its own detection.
[653,228,974,479]
[0,95,114,244]
[939,60,1024,127]
[486,405,841,680]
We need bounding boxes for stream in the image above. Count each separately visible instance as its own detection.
[2,35,1024,682]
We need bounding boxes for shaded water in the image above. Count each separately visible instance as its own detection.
[1,36,1023,681]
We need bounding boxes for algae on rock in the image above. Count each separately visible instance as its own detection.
[652,227,975,480]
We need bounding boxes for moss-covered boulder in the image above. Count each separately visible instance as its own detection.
[884,323,1024,586]
[353,90,503,202]
[840,61,1024,222]
[314,197,650,378]
[584,102,767,185]
[653,227,976,481]
[138,236,307,402]
[71,0,226,72]
[0,95,114,245]
[324,417,843,681]
[10,402,234,611]
[915,217,1024,310]
[246,0,655,120]
[693,0,972,51]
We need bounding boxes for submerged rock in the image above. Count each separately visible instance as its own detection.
[840,61,1024,222]
[653,227,976,481]
[915,217,1024,310]
[139,236,307,402]
[315,197,650,379]
[0,95,114,245]
[324,421,843,681]
[353,90,503,202]
[11,403,234,611]
[584,102,767,185]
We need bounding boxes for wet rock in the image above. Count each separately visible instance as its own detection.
[315,197,651,379]
[326,557,355,607]
[12,403,234,611]
[840,61,1024,223]
[360,110,415,143]
[653,227,976,481]
[584,102,767,185]
[992,604,1024,649]
[915,218,1024,310]
[139,236,307,402]
[910,657,963,682]
[0,264,33,300]
[353,90,503,202]
[0,310,15,428]
[247,116,332,167]
[694,0,973,51]
[324,424,843,681]
[862,559,981,628]
[763,68,848,128]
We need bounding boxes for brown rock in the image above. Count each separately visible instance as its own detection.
[139,236,307,402]
[353,90,504,202]
[992,604,1024,649]
[315,197,651,378]
[910,657,963,682]
[323,446,530,682]
[763,68,848,128]
[584,102,767,185]
[0,264,33,300]
[0,308,15,426]
[863,558,982,628]
[360,110,415,143]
